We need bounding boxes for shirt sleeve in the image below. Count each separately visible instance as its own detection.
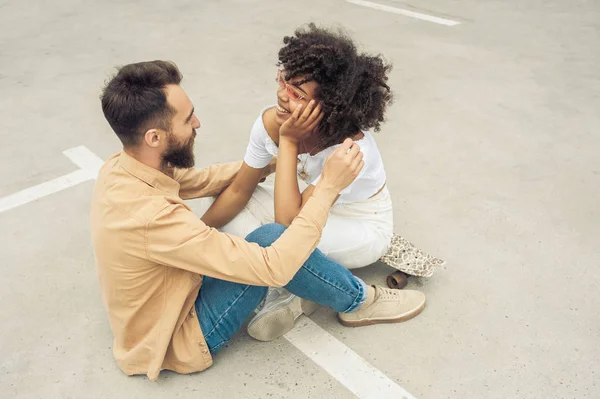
[145,197,330,287]
[243,116,274,169]
[173,161,242,200]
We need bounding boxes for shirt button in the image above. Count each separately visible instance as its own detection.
[202,349,209,354]
[197,341,204,347]
[189,310,195,317]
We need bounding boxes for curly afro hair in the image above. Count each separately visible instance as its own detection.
[278,23,393,149]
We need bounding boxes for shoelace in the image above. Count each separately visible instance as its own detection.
[378,287,406,300]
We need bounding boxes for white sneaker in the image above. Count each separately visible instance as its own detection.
[255,287,284,313]
[247,289,318,342]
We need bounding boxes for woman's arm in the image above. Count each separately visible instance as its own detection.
[274,138,303,225]
[201,160,276,228]
[274,101,323,225]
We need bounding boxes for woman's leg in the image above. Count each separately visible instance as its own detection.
[318,188,394,269]
[243,183,276,225]
[245,183,395,270]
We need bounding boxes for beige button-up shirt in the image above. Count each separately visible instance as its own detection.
[90,151,329,381]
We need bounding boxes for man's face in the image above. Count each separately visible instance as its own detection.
[161,84,200,168]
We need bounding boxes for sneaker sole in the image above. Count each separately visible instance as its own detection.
[248,299,318,342]
[337,301,426,327]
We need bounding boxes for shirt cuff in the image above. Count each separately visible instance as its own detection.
[297,196,330,232]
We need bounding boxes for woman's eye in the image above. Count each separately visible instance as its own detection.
[287,87,304,101]
[286,87,298,100]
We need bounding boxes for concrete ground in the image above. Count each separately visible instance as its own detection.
[1,0,598,398]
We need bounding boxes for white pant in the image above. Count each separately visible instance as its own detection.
[191,183,394,270]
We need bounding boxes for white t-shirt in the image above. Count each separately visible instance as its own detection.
[243,106,387,204]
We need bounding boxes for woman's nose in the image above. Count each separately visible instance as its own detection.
[277,87,289,102]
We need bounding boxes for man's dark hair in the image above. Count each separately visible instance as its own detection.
[100,60,183,147]
[278,23,393,148]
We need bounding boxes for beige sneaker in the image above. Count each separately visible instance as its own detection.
[338,286,426,327]
[247,290,318,342]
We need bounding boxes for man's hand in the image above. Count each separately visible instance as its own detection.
[320,138,364,192]
[280,100,324,143]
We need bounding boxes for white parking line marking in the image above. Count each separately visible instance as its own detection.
[346,0,460,26]
[285,318,416,399]
[63,146,104,175]
[0,146,103,213]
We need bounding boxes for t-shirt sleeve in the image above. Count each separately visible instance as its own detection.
[243,116,274,169]
[310,148,367,195]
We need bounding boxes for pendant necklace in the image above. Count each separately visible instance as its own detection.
[298,140,318,180]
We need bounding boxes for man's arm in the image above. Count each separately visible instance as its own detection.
[173,161,243,200]
[147,139,363,287]
[201,160,275,229]
[148,187,334,287]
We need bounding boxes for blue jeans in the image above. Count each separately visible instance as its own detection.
[195,223,367,354]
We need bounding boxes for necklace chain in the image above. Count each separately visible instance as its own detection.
[298,140,318,180]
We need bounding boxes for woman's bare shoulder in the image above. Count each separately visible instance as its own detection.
[262,107,280,145]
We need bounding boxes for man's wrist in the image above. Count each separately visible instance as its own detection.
[311,181,339,209]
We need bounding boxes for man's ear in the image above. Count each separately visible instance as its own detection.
[144,129,161,148]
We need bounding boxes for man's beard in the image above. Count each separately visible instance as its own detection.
[161,130,196,169]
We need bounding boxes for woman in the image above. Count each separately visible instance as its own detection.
[240,24,442,340]
[244,23,394,269]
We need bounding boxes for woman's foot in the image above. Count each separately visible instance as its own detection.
[247,290,318,342]
[338,285,425,327]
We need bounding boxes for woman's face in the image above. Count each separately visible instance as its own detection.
[274,69,320,127]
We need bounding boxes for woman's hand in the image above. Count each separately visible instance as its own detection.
[280,100,324,143]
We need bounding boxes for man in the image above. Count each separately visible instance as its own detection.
[91,60,426,381]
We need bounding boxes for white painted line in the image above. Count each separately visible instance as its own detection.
[0,146,103,213]
[63,146,104,175]
[0,169,93,213]
[285,318,416,399]
[346,0,460,26]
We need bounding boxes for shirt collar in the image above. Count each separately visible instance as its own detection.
[118,151,181,195]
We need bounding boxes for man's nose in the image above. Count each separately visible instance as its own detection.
[192,115,201,129]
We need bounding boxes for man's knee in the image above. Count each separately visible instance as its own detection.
[245,223,287,247]
[250,286,269,304]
